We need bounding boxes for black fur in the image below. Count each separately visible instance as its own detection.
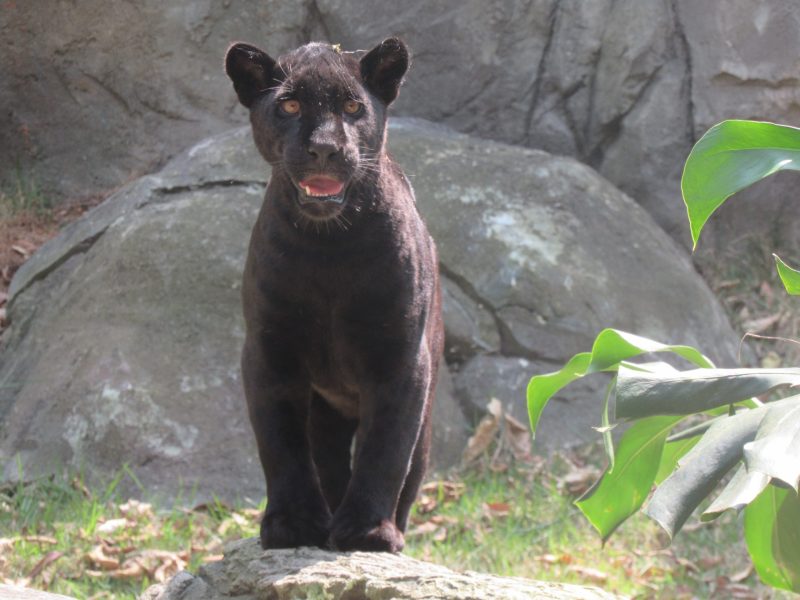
[225,38,443,553]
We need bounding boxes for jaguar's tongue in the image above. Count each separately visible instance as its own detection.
[299,176,344,197]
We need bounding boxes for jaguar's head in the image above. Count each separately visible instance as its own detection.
[225,38,409,221]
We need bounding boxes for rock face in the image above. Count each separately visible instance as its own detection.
[0,119,741,500]
[0,585,76,600]
[0,1,307,199]
[141,538,621,600]
[3,1,799,249]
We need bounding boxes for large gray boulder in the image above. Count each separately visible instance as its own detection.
[3,0,799,249]
[0,586,76,600]
[142,538,621,600]
[0,119,741,500]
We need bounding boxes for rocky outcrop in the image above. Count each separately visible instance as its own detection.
[677,1,800,251]
[0,119,742,500]
[0,585,76,600]
[3,1,799,249]
[141,538,622,600]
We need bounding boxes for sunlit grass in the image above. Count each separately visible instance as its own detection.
[404,463,761,598]
[0,455,788,599]
[0,469,261,599]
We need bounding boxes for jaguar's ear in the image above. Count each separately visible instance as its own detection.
[225,42,277,108]
[360,37,409,106]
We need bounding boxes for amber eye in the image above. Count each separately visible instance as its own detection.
[343,99,363,115]
[279,99,300,115]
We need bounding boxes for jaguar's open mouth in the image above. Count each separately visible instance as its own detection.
[296,175,346,205]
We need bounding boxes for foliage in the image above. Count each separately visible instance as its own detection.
[528,119,800,592]
[682,119,800,294]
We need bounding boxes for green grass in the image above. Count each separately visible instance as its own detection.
[0,470,261,599]
[0,167,52,219]
[405,464,763,598]
[0,456,789,599]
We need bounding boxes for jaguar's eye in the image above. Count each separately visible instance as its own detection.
[279,99,301,115]
[343,100,363,115]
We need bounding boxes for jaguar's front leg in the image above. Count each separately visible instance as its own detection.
[242,338,330,549]
[328,370,431,553]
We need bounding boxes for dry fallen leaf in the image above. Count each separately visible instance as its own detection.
[758,280,774,304]
[741,312,782,334]
[675,556,699,573]
[71,477,91,499]
[109,560,145,580]
[407,521,440,537]
[24,535,58,545]
[239,507,263,521]
[484,501,511,519]
[28,551,63,580]
[559,465,601,496]
[535,553,560,564]
[86,545,120,571]
[725,583,759,599]
[567,565,608,584]
[638,563,666,579]
[416,493,437,514]
[503,413,531,460]
[420,481,465,502]
[680,520,705,533]
[728,563,753,583]
[119,499,153,518]
[97,518,129,534]
[428,515,458,526]
[462,399,502,464]
[432,527,447,543]
[131,549,188,582]
[191,500,233,514]
[217,514,249,536]
[697,555,723,569]
[534,553,572,565]
[192,540,223,555]
[201,554,224,563]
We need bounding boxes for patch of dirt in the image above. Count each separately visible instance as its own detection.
[0,196,105,330]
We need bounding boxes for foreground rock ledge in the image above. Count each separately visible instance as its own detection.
[142,538,622,600]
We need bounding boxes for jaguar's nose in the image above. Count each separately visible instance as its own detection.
[307,141,340,164]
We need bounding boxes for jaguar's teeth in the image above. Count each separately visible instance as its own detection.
[304,185,312,195]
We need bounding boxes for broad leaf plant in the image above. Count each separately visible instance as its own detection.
[528,120,800,592]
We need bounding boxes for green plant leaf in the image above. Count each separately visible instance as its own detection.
[576,415,681,542]
[774,254,800,296]
[615,365,800,420]
[701,463,770,521]
[527,329,713,444]
[645,397,799,538]
[644,406,766,538]
[599,377,616,470]
[745,485,800,592]
[655,435,700,485]
[743,398,800,491]
[682,120,800,249]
